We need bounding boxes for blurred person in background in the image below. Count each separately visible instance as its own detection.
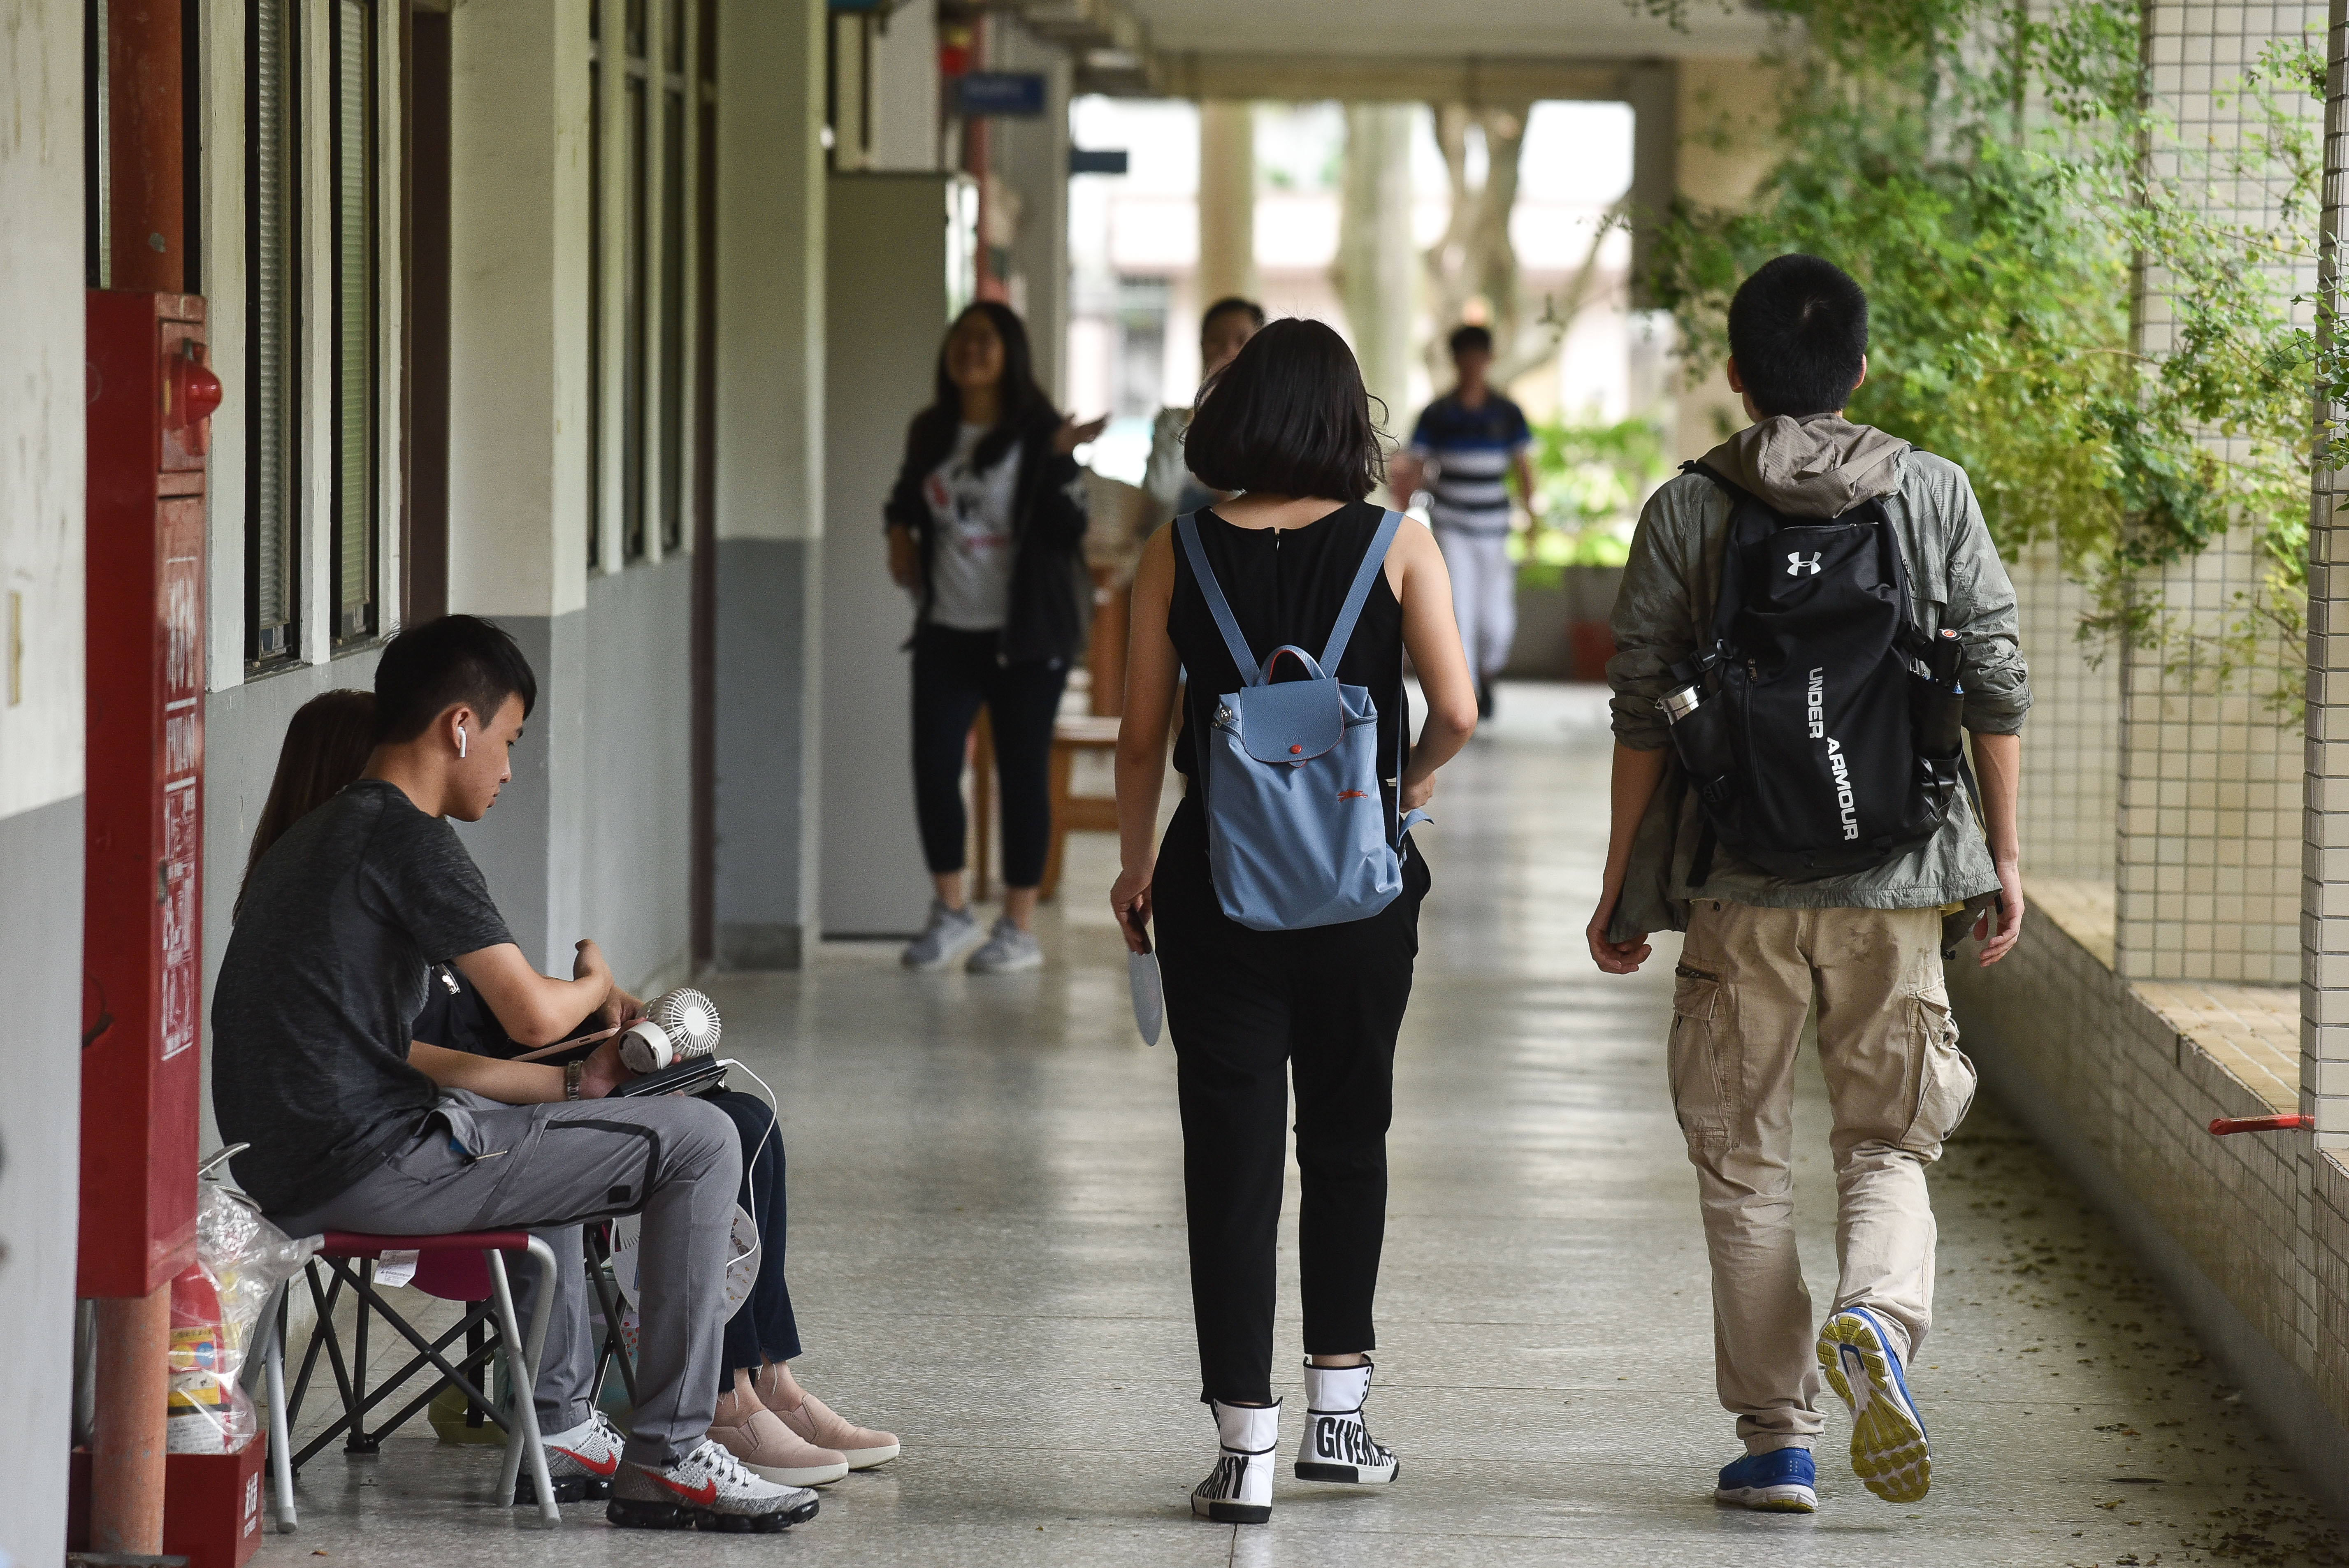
[1390,324,1537,719]
[1145,297,1266,521]
[883,302,1104,973]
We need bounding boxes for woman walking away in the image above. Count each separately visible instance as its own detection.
[1110,318,1479,1524]
[885,302,1104,972]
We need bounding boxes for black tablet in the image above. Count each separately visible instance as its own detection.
[609,1057,728,1099]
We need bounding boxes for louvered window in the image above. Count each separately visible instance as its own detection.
[332,0,378,645]
[591,0,697,571]
[588,2,605,570]
[658,0,686,553]
[246,0,298,664]
[622,0,649,563]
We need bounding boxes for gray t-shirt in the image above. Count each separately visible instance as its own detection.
[212,778,513,1215]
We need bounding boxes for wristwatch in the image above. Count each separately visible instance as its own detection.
[564,1061,584,1101]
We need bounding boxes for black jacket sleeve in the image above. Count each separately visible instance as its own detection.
[1023,447,1089,553]
[883,450,930,535]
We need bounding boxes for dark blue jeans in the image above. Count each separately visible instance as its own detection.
[709,1089,801,1382]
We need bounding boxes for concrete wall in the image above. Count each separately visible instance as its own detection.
[0,2,85,1561]
[580,557,695,994]
[1952,906,2349,1521]
[711,0,827,968]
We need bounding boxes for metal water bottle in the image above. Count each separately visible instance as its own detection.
[1659,666,1736,807]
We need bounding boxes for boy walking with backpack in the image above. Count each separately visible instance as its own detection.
[1585,255,2030,1513]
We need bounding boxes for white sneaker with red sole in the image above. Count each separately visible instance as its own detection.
[606,1438,821,1533]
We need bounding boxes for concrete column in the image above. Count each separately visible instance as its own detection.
[2304,0,2349,1148]
[444,0,593,972]
[711,0,826,969]
[1198,100,1258,309]
[990,19,1070,399]
[870,0,940,172]
[1337,103,1415,435]
[1669,58,1776,462]
[0,5,87,1562]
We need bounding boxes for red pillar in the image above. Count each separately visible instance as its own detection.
[108,0,185,294]
[84,2,201,1555]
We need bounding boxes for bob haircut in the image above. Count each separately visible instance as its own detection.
[1183,318,1385,503]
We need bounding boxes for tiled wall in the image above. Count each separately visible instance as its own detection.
[2113,543,2303,983]
[2303,0,2349,1156]
[2111,0,2319,984]
[1952,896,2349,1512]
[2010,545,2120,884]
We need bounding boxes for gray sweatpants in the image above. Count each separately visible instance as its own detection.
[273,1090,741,1470]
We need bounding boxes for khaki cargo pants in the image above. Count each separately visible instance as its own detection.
[1670,900,1978,1454]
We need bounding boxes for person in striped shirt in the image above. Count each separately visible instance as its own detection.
[1393,325,1536,717]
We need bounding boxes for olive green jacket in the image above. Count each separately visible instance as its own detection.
[1604,416,2031,939]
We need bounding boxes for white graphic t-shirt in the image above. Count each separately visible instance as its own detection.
[923,422,1024,631]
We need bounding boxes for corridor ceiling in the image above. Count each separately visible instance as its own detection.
[1050,0,1783,99]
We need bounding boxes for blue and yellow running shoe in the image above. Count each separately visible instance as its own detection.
[1817,1306,1931,1503]
[1714,1447,1818,1512]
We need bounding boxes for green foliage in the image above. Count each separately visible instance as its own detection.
[1521,413,1671,573]
[1637,0,2319,713]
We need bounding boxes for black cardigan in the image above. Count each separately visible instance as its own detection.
[883,413,1090,666]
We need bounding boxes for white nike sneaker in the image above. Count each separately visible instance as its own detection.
[607,1437,822,1533]
[1293,1360,1398,1484]
[515,1409,625,1505]
[1192,1399,1278,1524]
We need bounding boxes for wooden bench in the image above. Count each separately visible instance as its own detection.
[970,713,1124,904]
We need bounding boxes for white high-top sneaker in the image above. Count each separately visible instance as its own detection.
[1294,1360,1399,1484]
[1191,1399,1278,1524]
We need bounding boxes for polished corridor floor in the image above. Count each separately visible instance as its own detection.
[258,687,2347,1566]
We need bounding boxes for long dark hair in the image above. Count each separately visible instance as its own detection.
[234,689,377,919]
[903,301,1058,476]
[1184,318,1386,502]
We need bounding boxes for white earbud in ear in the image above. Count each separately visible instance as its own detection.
[457,723,468,760]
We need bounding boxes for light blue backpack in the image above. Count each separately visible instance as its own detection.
[1176,509,1431,932]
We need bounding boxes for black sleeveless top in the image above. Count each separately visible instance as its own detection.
[1169,501,1411,828]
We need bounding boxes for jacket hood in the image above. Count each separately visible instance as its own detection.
[1700,413,1909,518]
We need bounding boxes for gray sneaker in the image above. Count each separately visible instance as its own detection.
[966,917,1042,972]
[901,900,984,970]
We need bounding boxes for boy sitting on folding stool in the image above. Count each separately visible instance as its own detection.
[212,614,818,1535]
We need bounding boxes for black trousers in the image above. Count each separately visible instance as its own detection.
[1152,796,1429,1406]
[910,623,1068,888]
[711,1090,801,1381]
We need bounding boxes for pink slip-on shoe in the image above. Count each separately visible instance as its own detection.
[712,1368,849,1487]
[756,1364,901,1469]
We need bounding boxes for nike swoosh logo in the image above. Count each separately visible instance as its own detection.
[652,1473,719,1507]
[553,1445,621,1477]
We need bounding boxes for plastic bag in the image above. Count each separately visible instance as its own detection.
[169,1181,318,1454]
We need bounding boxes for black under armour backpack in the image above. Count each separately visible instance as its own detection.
[1660,464,1966,881]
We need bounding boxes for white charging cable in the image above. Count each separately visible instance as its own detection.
[720,1058,782,1240]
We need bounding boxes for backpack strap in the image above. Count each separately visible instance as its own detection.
[1173,512,1261,685]
[1320,509,1406,671]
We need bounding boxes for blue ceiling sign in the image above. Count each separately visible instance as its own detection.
[956,72,1047,118]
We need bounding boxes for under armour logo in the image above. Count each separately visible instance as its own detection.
[1787,552,1823,576]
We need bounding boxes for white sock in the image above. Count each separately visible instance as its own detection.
[541,1413,599,1448]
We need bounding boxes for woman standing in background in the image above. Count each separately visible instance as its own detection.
[884,303,1104,973]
